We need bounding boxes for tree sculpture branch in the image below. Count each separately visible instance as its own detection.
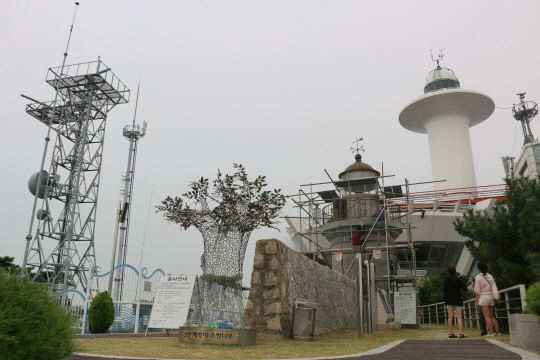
[156,164,286,277]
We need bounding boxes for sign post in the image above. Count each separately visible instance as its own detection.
[394,290,417,327]
[145,275,196,336]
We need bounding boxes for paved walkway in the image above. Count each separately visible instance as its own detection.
[67,339,539,360]
[327,339,521,360]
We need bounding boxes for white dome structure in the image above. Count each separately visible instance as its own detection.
[399,65,495,190]
[423,66,460,93]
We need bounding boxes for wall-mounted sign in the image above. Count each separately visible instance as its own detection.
[335,252,343,261]
[373,250,381,259]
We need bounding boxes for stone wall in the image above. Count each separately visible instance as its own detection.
[245,239,358,337]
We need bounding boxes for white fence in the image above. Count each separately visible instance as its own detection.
[419,284,527,329]
[56,264,166,334]
[56,266,251,333]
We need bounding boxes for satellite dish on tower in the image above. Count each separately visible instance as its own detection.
[28,170,50,199]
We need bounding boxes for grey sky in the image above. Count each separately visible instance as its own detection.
[1,1,539,284]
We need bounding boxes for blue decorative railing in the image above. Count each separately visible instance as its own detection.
[57,265,251,334]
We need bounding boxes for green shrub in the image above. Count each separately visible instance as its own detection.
[88,291,115,334]
[0,269,77,360]
[525,282,540,317]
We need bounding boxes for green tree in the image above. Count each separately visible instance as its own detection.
[418,272,472,306]
[0,269,77,359]
[0,256,20,273]
[0,256,73,286]
[454,177,540,288]
[88,291,115,334]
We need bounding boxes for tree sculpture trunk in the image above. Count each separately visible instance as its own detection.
[200,230,250,278]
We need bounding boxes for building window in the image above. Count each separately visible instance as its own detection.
[468,260,480,278]
[397,242,464,272]
[444,243,464,268]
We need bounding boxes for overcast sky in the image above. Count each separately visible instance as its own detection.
[2,1,539,284]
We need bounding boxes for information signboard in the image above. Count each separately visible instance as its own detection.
[146,275,196,331]
[393,291,417,325]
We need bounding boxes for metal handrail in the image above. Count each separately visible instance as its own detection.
[419,284,527,328]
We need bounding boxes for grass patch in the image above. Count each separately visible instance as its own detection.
[76,324,519,359]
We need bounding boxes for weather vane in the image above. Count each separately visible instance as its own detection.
[431,48,445,67]
[351,137,365,154]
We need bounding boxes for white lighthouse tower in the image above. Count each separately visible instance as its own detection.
[399,52,495,190]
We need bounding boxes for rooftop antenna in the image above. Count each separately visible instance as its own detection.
[501,156,515,178]
[351,137,365,154]
[132,81,141,126]
[112,82,147,301]
[512,92,538,146]
[22,1,131,294]
[431,48,445,67]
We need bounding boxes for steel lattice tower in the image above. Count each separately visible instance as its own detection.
[23,59,130,293]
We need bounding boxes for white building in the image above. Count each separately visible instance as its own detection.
[399,65,494,190]
[281,62,507,277]
[515,141,540,179]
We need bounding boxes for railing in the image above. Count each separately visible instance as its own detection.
[319,184,507,224]
[419,284,527,332]
[55,264,166,334]
[322,203,333,224]
[46,59,130,106]
[388,184,507,216]
[56,266,252,334]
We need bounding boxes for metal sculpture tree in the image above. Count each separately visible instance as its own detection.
[157,164,285,285]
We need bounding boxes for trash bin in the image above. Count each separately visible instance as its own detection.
[291,299,317,341]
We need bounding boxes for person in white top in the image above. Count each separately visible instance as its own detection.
[471,261,500,336]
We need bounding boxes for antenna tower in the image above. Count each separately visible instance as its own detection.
[22,4,130,293]
[113,83,147,301]
[512,92,538,146]
[501,156,515,178]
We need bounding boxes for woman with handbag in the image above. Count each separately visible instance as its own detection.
[472,261,500,336]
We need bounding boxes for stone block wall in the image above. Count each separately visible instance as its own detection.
[245,239,358,337]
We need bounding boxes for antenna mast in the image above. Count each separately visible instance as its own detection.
[431,48,445,67]
[512,92,538,146]
[113,83,147,301]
